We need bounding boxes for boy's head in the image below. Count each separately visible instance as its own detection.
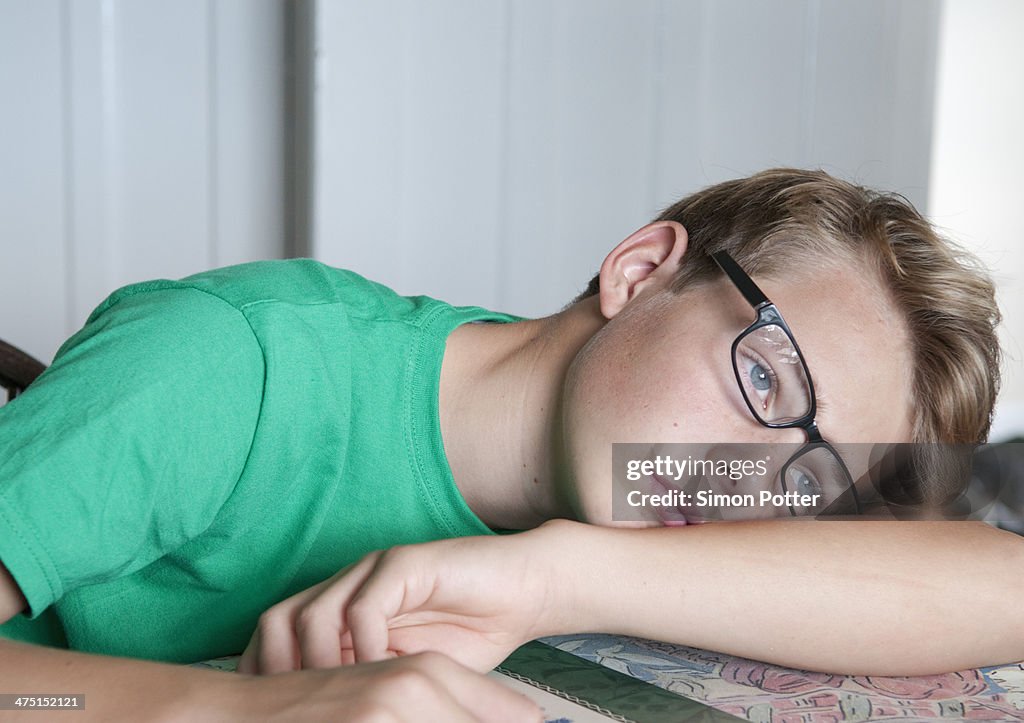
[560,168,1001,523]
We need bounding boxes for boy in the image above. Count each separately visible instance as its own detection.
[1,169,1019,721]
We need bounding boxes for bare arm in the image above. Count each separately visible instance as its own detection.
[0,563,242,723]
[236,519,1024,678]
[546,519,1024,675]
[0,636,251,722]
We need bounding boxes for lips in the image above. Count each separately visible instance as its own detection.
[648,473,707,526]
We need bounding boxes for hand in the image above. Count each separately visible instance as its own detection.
[238,521,572,675]
[237,651,543,723]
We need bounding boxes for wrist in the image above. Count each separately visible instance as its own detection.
[522,518,601,639]
[170,668,261,722]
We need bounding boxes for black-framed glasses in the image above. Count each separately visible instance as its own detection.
[711,250,862,516]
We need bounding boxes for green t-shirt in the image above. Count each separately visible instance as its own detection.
[0,260,519,662]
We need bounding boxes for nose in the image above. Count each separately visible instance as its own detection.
[728,405,807,443]
[696,440,807,519]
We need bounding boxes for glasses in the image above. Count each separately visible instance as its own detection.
[711,250,862,516]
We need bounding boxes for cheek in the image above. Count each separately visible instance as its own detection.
[564,325,740,455]
[560,322,668,522]
[640,338,743,441]
[659,378,741,442]
[564,329,670,439]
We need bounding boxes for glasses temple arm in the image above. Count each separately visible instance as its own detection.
[711,251,770,308]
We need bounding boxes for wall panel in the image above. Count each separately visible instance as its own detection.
[0,0,68,364]
[313,0,507,309]
[0,0,287,367]
[310,0,939,318]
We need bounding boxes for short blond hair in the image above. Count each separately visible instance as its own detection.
[578,168,1002,445]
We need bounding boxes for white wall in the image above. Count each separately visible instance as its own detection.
[308,0,939,317]
[928,0,1024,440]
[0,0,287,365]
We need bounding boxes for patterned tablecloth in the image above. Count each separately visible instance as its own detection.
[539,634,1024,722]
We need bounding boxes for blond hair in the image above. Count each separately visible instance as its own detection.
[577,168,1001,445]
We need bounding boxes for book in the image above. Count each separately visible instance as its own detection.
[495,641,742,723]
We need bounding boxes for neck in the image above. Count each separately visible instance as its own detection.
[438,296,605,529]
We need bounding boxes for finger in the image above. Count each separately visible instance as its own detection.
[386,672,480,723]
[235,627,259,674]
[415,653,543,723]
[253,580,333,675]
[256,605,305,674]
[345,552,420,663]
[296,553,382,669]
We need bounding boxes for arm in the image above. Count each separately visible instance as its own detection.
[243,518,1024,678]
[0,636,243,722]
[1,565,216,721]
[0,640,539,723]
[545,519,1024,675]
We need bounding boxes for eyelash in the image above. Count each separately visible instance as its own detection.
[739,349,779,402]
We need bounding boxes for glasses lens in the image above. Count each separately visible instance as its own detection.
[782,445,857,514]
[734,324,812,424]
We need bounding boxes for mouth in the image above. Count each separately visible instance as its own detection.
[648,473,708,527]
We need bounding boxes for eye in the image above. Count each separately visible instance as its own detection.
[749,363,771,391]
[788,468,822,497]
[738,352,778,409]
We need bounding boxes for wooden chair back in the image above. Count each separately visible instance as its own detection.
[0,340,47,402]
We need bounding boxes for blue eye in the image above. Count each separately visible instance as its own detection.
[749,363,771,391]
[790,469,822,496]
[739,352,779,414]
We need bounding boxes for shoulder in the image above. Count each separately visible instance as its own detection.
[91,260,417,319]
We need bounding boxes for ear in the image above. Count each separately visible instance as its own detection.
[597,221,688,319]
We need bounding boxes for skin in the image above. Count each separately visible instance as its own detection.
[236,517,1024,676]
[0,630,542,722]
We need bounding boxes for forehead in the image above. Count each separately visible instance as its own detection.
[751,266,914,443]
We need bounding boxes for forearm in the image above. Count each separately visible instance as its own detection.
[0,639,246,722]
[539,519,1024,675]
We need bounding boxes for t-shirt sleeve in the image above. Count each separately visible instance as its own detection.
[0,286,264,618]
